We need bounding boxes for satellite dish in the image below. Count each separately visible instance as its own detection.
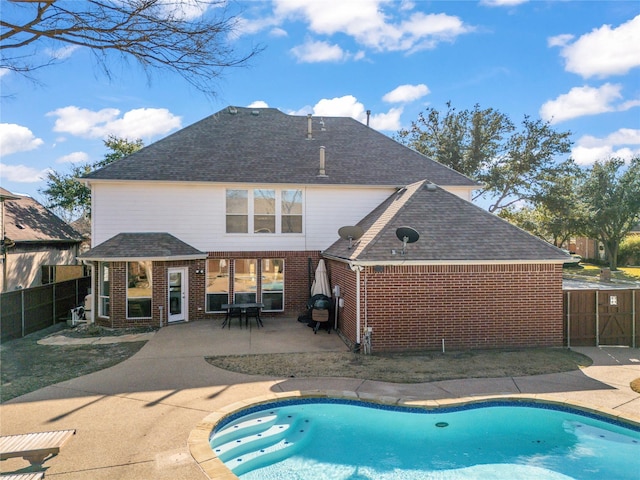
[395,226,419,254]
[338,225,364,249]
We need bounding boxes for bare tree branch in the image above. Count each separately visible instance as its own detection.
[1,0,262,95]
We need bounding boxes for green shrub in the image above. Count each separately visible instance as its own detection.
[619,236,640,266]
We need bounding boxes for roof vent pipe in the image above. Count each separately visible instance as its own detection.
[366,110,371,127]
[318,146,327,177]
[307,114,313,139]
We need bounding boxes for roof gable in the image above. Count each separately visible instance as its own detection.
[323,181,570,264]
[3,194,82,243]
[84,107,477,188]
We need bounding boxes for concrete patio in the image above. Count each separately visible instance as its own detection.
[1,318,639,479]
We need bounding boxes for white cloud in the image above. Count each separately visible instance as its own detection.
[480,0,528,6]
[47,106,182,140]
[159,0,219,21]
[56,151,90,164]
[547,34,573,48]
[0,123,44,156]
[383,84,430,103]
[270,27,288,37]
[552,15,640,78]
[572,128,640,165]
[290,39,349,63]
[369,107,403,131]
[306,95,402,131]
[247,100,269,108]
[0,163,50,183]
[539,83,625,123]
[44,45,80,60]
[273,0,472,54]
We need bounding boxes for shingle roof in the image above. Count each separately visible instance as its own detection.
[3,193,82,243]
[78,233,206,261]
[84,107,477,188]
[323,180,570,264]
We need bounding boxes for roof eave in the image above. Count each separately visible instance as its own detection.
[78,254,207,262]
[321,254,567,267]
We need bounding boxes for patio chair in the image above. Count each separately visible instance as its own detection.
[0,429,75,467]
[226,307,243,329]
[245,306,263,328]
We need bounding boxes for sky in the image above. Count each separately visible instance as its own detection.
[1,0,639,208]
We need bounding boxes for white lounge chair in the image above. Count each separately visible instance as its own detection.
[0,473,45,479]
[0,429,75,466]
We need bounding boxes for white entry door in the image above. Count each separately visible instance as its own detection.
[168,268,188,323]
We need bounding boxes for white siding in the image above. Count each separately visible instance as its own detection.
[92,181,474,252]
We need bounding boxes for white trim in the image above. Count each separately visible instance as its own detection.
[322,256,567,267]
[80,254,206,262]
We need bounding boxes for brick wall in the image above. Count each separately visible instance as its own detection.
[327,261,564,352]
[95,252,321,328]
[204,250,321,319]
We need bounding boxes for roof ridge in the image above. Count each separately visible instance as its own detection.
[351,180,426,257]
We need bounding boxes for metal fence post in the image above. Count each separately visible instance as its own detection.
[595,290,599,347]
[52,282,56,325]
[21,289,25,337]
[566,291,571,348]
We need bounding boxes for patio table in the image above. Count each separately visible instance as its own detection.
[221,303,264,328]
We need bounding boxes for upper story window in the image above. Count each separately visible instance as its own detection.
[254,189,275,233]
[281,189,302,233]
[226,188,303,234]
[226,189,248,233]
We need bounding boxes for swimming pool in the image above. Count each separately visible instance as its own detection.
[209,398,640,479]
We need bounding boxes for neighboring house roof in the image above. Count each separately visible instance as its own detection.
[3,193,82,243]
[323,180,570,264]
[0,187,20,201]
[83,107,478,188]
[78,233,206,261]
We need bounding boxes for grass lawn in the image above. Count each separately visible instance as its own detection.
[565,263,640,282]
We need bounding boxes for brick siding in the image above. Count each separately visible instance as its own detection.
[95,251,321,328]
[327,260,564,352]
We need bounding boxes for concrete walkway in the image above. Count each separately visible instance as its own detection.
[1,319,639,479]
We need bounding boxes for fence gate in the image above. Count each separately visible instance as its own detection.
[565,289,638,347]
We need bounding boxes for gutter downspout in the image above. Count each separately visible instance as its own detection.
[350,264,364,349]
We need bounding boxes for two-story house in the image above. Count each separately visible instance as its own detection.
[79,106,568,351]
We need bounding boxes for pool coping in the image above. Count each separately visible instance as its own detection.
[188,390,640,480]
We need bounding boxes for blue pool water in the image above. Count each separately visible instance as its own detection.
[210,399,640,480]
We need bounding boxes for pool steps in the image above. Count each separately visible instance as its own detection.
[210,410,313,475]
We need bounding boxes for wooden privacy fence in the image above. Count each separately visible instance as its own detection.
[564,288,639,347]
[0,277,91,341]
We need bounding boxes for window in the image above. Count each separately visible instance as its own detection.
[234,259,256,304]
[127,261,152,318]
[206,259,229,312]
[261,259,284,311]
[226,189,303,234]
[281,190,302,233]
[226,189,248,233]
[99,262,110,317]
[254,189,275,233]
[41,265,55,285]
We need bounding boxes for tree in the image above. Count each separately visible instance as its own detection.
[41,135,142,221]
[580,157,640,270]
[396,103,573,212]
[1,1,261,95]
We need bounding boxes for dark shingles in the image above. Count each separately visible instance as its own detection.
[79,233,206,260]
[323,181,570,263]
[84,107,478,188]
